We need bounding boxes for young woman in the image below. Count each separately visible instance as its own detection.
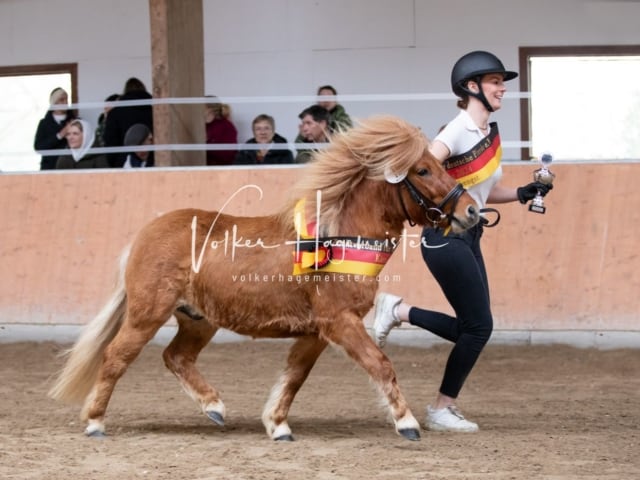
[373,51,552,432]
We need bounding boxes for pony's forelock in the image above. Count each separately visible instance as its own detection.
[283,115,427,234]
[339,116,427,181]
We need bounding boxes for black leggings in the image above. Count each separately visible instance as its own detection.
[408,224,493,399]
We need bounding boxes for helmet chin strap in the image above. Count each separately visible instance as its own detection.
[462,75,494,113]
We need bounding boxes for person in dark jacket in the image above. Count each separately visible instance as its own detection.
[122,123,154,168]
[33,87,77,170]
[94,93,120,147]
[56,119,109,169]
[317,84,353,133]
[235,114,293,165]
[103,77,153,168]
[294,105,330,163]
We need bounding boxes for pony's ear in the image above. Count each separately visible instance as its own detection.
[384,166,407,184]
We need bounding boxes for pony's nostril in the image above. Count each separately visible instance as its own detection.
[467,205,478,218]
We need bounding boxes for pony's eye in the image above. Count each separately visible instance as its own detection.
[416,168,429,176]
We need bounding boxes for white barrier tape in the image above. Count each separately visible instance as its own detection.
[24,140,530,158]
[42,92,530,112]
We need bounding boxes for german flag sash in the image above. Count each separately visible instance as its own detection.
[443,123,501,188]
[292,198,396,276]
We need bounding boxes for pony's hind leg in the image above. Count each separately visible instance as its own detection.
[82,306,172,437]
[262,335,328,441]
[320,312,420,441]
[162,312,224,425]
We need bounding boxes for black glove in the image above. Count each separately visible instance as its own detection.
[516,181,553,204]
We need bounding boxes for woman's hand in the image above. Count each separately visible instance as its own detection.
[516,182,553,204]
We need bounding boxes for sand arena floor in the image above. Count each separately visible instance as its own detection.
[1,340,638,479]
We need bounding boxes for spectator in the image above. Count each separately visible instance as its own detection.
[33,87,77,170]
[205,96,238,165]
[235,114,293,165]
[294,105,330,163]
[94,93,120,147]
[56,119,109,169]
[317,85,353,133]
[122,123,154,168]
[104,77,153,168]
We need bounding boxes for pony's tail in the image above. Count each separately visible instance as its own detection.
[48,245,131,404]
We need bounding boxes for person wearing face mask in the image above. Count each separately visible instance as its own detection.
[372,51,553,433]
[33,87,77,170]
[234,114,293,165]
[55,119,109,169]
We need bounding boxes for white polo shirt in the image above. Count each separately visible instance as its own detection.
[434,110,503,209]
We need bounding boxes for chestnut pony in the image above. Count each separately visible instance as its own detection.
[49,115,479,441]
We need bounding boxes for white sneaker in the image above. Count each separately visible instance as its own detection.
[426,405,479,432]
[372,292,402,348]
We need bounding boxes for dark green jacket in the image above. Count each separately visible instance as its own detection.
[328,104,353,133]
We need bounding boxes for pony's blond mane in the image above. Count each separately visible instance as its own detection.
[281,115,427,235]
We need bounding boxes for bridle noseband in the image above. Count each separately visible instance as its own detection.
[398,177,467,228]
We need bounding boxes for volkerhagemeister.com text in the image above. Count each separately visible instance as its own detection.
[231,273,401,284]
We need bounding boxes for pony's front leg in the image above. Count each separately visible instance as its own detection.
[321,312,420,441]
[262,335,328,441]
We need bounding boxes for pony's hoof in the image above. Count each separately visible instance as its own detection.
[398,428,421,441]
[206,411,225,426]
[274,434,295,442]
[84,419,106,438]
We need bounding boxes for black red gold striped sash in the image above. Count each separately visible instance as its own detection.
[443,123,502,188]
[292,199,396,276]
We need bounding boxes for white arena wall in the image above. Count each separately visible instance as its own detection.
[1,1,639,347]
[1,0,639,150]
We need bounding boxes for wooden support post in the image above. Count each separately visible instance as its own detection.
[149,0,205,166]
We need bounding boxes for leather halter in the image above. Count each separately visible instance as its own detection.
[398,178,467,228]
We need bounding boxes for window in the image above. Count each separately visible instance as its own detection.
[0,64,77,171]
[519,46,640,161]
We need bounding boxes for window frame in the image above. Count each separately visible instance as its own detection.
[518,45,640,161]
[0,63,78,171]
[0,62,78,102]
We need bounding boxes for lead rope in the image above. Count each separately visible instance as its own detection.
[478,207,500,227]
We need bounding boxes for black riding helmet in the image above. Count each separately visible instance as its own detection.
[451,51,518,112]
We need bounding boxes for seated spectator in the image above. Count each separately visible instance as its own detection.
[317,85,353,133]
[122,123,154,168]
[95,93,120,147]
[295,105,330,163]
[33,87,77,170]
[104,77,153,168]
[205,96,238,165]
[235,114,293,165]
[56,119,109,169]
